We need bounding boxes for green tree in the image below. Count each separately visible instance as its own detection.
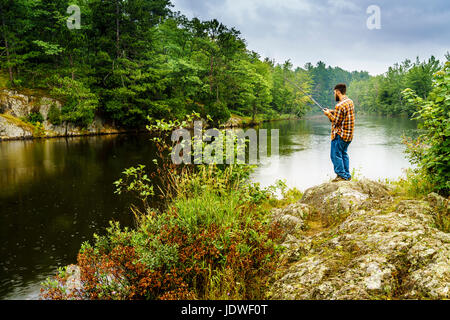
[402,62,450,196]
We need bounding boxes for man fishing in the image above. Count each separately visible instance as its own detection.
[323,83,355,182]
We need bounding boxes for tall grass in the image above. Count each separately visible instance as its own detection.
[387,168,436,199]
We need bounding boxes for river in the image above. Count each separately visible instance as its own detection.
[0,115,418,299]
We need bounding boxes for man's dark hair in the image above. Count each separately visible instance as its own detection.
[334,83,347,95]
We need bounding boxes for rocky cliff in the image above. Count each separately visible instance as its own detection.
[0,89,124,141]
[269,179,449,299]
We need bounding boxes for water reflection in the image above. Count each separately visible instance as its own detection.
[0,134,157,299]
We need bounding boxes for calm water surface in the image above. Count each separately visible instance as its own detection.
[0,115,418,299]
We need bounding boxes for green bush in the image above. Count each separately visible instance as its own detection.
[402,61,450,196]
[209,100,231,124]
[27,111,44,124]
[42,165,284,300]
[50,76,98,127]
[47,104,62,125]
[41,114,286,300]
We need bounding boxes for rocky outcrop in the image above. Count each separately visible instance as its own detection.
[271,203,313,247]
[219,115,244,128]
[0,115,33,139]
[0,89,125,141]
[269,179,449,300]
[300,178,391,214]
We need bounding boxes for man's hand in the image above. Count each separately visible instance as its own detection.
[324,108,335,122]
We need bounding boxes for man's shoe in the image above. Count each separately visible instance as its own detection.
[332,176,346,182]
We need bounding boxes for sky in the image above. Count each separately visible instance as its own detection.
[171,0,450,75]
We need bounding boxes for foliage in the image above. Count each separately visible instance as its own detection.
[349,56,444,116]
[0,1,316,127]
[305,61,370,113]
[42,182,283,300]
[41,112,292,300]
[388,168,436,199]
[401,62,450,196]
[47,104,62,125]
[27,111,44,124]
[49,76,98,126]
[114,164,154,208]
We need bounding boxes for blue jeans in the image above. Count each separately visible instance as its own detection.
[330,135,351,180]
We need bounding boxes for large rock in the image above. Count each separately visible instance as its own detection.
[0,89,62,119]
[0,115,33,140]
[271,203,313,245]
[300,178,391,215]
[0,90,32,118]
[269,180,450,300]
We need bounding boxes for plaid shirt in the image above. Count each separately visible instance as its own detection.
[326,96,355,142]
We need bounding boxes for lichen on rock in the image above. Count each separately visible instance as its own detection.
[268,179,450,300]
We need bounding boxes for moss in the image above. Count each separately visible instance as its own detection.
[322,247,359,278]
[0,113,36,132]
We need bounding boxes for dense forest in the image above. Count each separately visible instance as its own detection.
[348,55,450,116]
[0,0,369,128]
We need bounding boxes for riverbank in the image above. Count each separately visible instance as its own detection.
[0,88,300,141]
[220,114,300,128]
[40,171,449,300]
[0,89,129,141]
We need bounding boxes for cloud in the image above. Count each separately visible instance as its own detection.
[171,0,450,75]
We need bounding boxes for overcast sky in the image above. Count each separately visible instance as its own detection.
[171,0,450,75]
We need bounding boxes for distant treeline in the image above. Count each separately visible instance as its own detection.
[0,0,371,127]
[305,61,370,111]
[348,55,450,116]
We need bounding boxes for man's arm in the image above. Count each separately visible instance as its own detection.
[324,105,343,125]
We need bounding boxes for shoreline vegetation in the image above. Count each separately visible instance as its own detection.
[0,106,300,142]
[0,0,380,141]
[40,165,449,300]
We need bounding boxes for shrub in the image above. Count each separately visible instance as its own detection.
[49,76,98,127]
[41,114,285,300]
[41,169,284,300]
[27,111,44,124]
[402,62,450,196]
[47,104,62,125]
[209,100,231,124]
[388,168,435,198]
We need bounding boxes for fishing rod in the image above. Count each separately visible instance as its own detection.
[284,77,326,112]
